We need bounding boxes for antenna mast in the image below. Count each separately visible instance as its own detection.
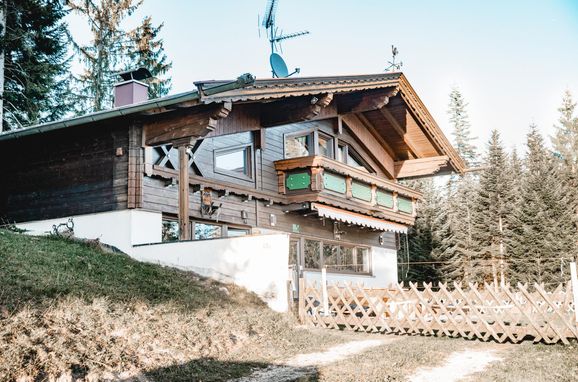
[260,0,310,77]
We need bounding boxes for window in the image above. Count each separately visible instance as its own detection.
[227,227,249,237]
[303,238,371,274]
[285,133,313,158]
[194,222,223,240]
[162,219,179,242]
[337,142,373,173]
[317,134,334,158]
[214,145,252,179]
[304,239,321,269]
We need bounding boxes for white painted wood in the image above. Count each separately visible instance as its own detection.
[570,262,578,324]
[322,266,330,316]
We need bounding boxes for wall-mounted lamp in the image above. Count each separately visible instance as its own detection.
[241,210,249,224]
[269,213,277,226]
[164,177,177,188]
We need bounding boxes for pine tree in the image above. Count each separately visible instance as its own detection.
[1,0,71,130]
[552,91,578,173]
[128,16,172,98]
[470,130,516,285]
[510,125,577,284]
[399,179,442,283]
[437,176,478,283]
[67,0,141,113]
[67,0,171,113]
[448,87,478,167]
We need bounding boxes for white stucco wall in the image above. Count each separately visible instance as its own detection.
[303,246,398,287]
[17,210,161,253]
[131,234,290,312]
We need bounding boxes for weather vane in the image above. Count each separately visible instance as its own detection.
[385,45,403,72]
[259,0,310,78]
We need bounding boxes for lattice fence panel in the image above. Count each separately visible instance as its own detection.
[299,279,578,344]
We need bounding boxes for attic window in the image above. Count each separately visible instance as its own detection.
[214,144,253,180]
[337,142,374,173]
[285,132,313,158]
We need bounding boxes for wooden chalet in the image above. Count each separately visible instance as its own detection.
[0,71,464,311]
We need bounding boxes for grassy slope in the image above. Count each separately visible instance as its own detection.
[0,230,346,381]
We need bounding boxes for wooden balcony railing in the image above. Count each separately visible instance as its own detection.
[274,156,420,225]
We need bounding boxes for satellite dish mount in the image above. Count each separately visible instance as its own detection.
[259,0,309,78]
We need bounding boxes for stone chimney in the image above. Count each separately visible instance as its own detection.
[114,68,152,107]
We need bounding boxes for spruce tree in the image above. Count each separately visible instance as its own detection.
[1,0,71,130]
[399,179,442,283]
[67,0,171,113]
[510,125,577,285]
[128,16,172,98]
[448,87,478,167]
[470,130,516,285]
[552,91,578,173]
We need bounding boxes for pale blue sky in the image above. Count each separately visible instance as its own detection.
[67,0,578,152]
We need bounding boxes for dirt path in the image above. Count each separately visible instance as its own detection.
[233,338,392,382]
[409,348,503,382]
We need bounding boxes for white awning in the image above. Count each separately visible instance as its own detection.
[311,203,408,234]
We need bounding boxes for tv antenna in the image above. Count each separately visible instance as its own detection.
[259,0,309,78]
[385,45,403,72]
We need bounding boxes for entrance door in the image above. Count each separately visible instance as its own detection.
[288,238,301,300]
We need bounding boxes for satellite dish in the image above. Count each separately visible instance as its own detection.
[270,53,289,78]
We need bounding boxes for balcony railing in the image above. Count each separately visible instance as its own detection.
[274,156,420,225]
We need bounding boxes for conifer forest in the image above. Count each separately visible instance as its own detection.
[399,89,578,286]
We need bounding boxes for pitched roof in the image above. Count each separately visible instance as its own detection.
[0,72,465,173]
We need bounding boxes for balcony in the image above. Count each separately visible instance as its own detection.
[274,156,420,225]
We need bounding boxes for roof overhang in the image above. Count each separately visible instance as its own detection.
[312,203,408,234]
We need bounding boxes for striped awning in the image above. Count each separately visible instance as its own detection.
[311,203,408,234]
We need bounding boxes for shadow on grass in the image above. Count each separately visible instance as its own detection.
[136,358,318,382]
[0,230,266,312]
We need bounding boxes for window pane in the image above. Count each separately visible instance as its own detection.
[215,147,249,175]
[323,244,339,270]
[194,223,222,240]
[289,240,299,266]
[227,227,249,237]
[304,239,321,269]
[356,247,370,273]
[341,246,355,271]
[347,151,370,173]
[318,135,334,158]
[285,134,311,158]
[337,145,347,162]
[162,220,179,242]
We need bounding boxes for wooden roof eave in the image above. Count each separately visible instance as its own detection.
[397,74,466,174]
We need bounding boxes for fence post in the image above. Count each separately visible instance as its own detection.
[570,262,578,325]
[322,266,330,317]
[298,276,305,323]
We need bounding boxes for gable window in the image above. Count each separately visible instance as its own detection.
[337,141,374,174]
[303,238,371,274]
[285,132,313,158]
[317,133,334,158]
[214,144,253,180]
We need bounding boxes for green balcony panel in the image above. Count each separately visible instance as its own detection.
[398,196,413,214]
[377,190,394,208]
[351,181,372,202]
[323,172,346,194]
[286,172,311,190]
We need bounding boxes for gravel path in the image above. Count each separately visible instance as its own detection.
[233,338,390,382]
[409,348,503,382]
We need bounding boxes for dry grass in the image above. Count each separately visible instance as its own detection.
[0,230,348,381]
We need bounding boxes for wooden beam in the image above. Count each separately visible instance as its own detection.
[261,93,333,127]
[394,155,450,178]
[378,107,422,158]
[144,102,232,146]
[178,143,192,240]
[336,88,395,114]
[341,113,396,178]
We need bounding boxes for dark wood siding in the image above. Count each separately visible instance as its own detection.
[0,122,130,222]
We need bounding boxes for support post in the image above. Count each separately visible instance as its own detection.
[570,262,578,325]
[322,266,330,317]
[298,276,305,323]
[178,144,191,240]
